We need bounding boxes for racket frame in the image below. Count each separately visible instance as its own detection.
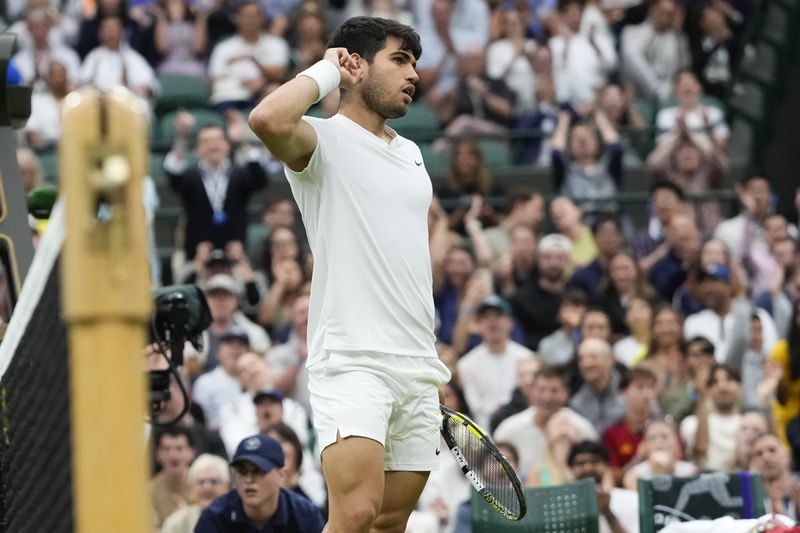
[439,404,527,521]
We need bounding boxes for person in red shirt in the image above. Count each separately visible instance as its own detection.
[602,367,658,483]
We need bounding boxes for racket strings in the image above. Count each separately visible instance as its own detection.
[444,417,522,518]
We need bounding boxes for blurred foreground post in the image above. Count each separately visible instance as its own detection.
[61,87,153,532]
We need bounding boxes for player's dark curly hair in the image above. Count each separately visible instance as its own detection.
[327,16,422,62]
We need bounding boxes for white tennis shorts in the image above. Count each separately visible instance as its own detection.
[308,350,451,471]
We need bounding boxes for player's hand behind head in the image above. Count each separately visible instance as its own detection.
[324,48,359,90]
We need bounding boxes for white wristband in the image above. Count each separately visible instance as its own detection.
[298,60,341,103]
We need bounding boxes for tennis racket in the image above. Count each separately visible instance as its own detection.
[439,404,527,521]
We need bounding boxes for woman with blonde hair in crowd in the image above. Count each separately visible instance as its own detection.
[623,420,697,490]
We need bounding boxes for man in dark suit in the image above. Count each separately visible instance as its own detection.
[165,111,268,260]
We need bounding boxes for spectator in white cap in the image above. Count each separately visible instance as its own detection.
[511,233,573,350]
[195,274,269,376]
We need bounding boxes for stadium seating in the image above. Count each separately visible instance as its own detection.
[387,102,440,141]
[637,472,766,533]
[478,139,514,168]
[471,478,599,532]
[419,142,450,174]
[154,74,211,117]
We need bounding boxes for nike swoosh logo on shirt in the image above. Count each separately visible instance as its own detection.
[414,160,423,166]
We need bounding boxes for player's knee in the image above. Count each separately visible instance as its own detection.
[370,509,414,533]
[330,501,380,531]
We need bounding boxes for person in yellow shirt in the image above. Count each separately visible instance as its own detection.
[769,301,800,444]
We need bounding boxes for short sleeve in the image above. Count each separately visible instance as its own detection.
[282,117,340,184]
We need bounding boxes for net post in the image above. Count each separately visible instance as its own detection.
[60,88,153,532]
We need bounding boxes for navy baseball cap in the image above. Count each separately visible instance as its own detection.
[231,434,285,472]
[253,388,284,405]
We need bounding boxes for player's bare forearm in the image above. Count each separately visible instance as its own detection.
[248,77,320,170]
[249,48,356,171]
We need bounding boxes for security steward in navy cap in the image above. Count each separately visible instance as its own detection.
[195,434,324,532]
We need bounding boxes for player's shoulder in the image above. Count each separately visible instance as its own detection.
[300,114,344,135]
[300,115,328,127]
[296,115,345,153]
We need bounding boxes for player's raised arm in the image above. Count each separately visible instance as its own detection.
[248,48,358,171]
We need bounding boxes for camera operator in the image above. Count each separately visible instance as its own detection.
[146,285,226,455]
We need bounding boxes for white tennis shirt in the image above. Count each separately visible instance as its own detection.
[283,114,438,365]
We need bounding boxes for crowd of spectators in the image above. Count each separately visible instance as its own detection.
[3,0,800,530]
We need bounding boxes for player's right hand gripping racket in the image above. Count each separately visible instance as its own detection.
[440,405,527,521]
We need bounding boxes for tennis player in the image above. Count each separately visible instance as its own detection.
[248,16,451,533]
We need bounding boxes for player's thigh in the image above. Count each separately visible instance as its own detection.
[371,470,431,533]
[308,351,395,453]
[322,435,386,518]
